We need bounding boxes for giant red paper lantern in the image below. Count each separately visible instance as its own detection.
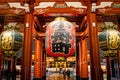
[45,17,76,57]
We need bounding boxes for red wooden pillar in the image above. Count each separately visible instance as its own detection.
[42,50,46,80]
[87,12,101,80]
[87,1,101,80]
[76,41,80,79]
[80,38,88,80]
[21,14,33,80]
[34,38,42,80]
[0,49,3,80]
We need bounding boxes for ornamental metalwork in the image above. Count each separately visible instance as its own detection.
[99,22,120,57]
[0,23,23,57]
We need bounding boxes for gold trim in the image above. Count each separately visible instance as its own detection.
[55,17,67,21]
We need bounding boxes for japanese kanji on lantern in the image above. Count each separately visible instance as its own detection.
[45,17,76,57]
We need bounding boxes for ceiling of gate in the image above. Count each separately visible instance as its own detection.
[0,0,120,34]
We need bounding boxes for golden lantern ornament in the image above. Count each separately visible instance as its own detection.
[99,22,120,57]
[0,23,23,57]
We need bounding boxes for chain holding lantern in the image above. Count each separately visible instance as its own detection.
[0,23,23,57]
[99,22,120,57]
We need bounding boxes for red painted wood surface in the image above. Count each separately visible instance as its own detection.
[34,39,42,78]
[21,14,33,80]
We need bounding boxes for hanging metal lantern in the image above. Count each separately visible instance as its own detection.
[0,23,23,57]
[0,30,22,51]
[45,17,76,57]
[99,23,120,56]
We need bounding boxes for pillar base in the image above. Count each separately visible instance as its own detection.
[33,78,42,80]
[80,78,89,80]
[42,76,46,80]
[76,76,80,80]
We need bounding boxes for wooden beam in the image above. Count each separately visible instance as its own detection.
[34,7,86,15]
[36,32,85,37]
[97,7,120,15]
[79,16,87,31]
[0,0,29,3]
[35,0,82,2]
[34,15,86,32]
[0,8,25,15]
[34,16,41,32]
[36,16,85,23]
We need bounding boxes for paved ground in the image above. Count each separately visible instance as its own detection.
[2,70,107,80]
[46,73,74,80]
